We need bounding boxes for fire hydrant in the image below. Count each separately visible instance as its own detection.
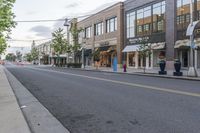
[123,64,127,72]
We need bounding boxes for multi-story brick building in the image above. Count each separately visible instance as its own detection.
[78,2,124,67]
[123,0,200,69]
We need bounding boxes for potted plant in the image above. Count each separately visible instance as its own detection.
[159,60,166,71]
[173,59,183,76]
[174,59,181,72]
[159,59,167,75]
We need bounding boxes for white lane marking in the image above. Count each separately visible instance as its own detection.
[27,67,200,98]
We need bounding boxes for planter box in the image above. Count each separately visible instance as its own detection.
[173,72,183,76]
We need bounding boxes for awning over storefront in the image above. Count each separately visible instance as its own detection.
[151,42,165,50]
[99,46,110,51]
[175,39,190,48]
[95,46,111,51]
[122,45,139,52]
[107,46,116,53]
[59,54,67,57]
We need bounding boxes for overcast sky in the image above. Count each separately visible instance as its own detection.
[8,0,124,48]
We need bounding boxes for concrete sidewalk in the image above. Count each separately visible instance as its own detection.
[0,65,31,133]
[5,67,70,133]
[82,66,200,81]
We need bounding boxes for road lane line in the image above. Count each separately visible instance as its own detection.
[27,67,200,98]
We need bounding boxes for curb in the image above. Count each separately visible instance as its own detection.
[4,67,70,133]
[0,66,31,133]
[49,66,200,81]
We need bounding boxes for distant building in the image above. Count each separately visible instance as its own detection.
[35,41,52,65]
[5,46,31,61]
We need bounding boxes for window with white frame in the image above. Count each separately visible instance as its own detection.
[85,26,92,38]
[95,22,103,36]
[106,17,117,33]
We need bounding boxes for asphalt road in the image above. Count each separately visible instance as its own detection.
[5,64,200,133]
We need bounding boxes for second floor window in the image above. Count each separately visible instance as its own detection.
[85,26,91,38]
[106,17,117,33]
[177,0,193,30]
[95,22,103,36]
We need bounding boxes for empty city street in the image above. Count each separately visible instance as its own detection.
[5,65,200,133]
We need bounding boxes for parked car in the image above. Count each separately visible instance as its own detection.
[0,60,5,65]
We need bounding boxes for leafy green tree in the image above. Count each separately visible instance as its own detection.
[0,38,7,54]
[16,50,22,61]
[92,49,101,69]
[92,49,100,62]
[137,37,152,73]
[31,47,39,63]
[24,53,32,62]
[6,53,16,61]
[51,28,68,66]
[69,21,83,63]
[0,0,16,54]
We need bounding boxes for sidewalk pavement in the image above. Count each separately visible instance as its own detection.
[0,65,31,133]
[83,66,200,81]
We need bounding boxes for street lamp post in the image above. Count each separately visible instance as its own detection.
[64,18,70,64]
[81,40,86,69]
[81,47,85,68]
[188,0,198,77]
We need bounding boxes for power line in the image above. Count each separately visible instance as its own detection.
[14,14,93,23]
[8,38,52,42]
[15,19,65,23]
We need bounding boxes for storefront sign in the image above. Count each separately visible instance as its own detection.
[100,41,109,47]
[127,36,150,44]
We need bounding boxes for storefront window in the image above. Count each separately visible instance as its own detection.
[128,53,135,67]
[197,0,200,20]
[153,1,165,32]
[126,12,136,38]
[137,9,144,35]
[136,6,152,35]
[177,0,193,30]
[126,1,165,39]
[143,6,152,34]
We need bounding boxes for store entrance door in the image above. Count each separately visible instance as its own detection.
[182,50,188,67]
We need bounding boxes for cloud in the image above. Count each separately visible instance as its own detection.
[26,11,38,15]
[89,1,120,14]
[52,1,122,30]
[52,16,66,30]
[30,25,52,38]
[65,3,79,8]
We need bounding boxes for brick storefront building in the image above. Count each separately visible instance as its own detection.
[78,2,124,67]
